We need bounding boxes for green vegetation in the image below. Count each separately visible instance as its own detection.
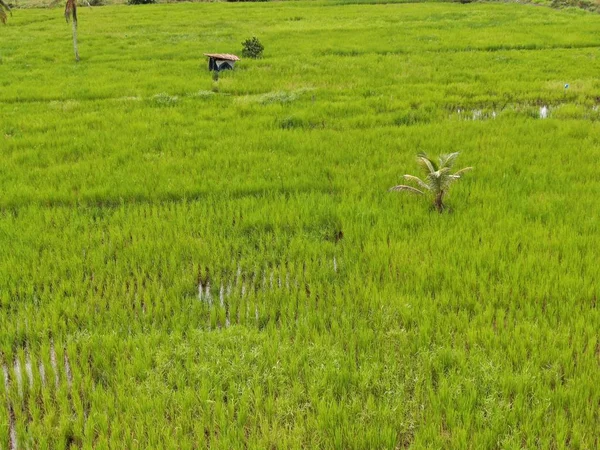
[1,1,599,447]
[128,0,156,5]
[242,36,265,59]
[390,152,473,212]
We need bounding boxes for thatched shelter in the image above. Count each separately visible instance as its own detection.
[204,53,240,72]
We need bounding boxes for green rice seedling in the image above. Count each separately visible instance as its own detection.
[0,1,600,446]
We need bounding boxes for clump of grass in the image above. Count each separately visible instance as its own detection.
[190,90,216,99]
[260,91,299,104]
[260,88,312,105]
[279,115,305,129]
[151,92,178,106]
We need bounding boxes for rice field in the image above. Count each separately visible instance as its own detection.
[1,1,600,447]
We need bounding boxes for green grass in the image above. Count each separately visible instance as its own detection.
[1,1,600,448]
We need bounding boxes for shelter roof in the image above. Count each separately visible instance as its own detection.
[204,53,240,61]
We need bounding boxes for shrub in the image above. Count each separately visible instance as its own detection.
[128,0,155,5]
[242,37,264,59]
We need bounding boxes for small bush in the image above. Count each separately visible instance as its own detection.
[242,37,264,59]
[128,0,155,5]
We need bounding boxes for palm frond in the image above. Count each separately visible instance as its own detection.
[65,0,77,24]
[0,0,11,25]
[454,167,474,177]
[416,153,437,174]
[441,174,461,190]
[403,174,429,191]
[426,167,452,192]
[389,185,425,195]
[453,166,474,177]
[438,152,459,169]
[426,172,442,193]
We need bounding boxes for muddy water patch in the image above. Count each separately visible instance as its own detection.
[64,352,73,388]
[50,341,59,389]
[2,361,17,450]
[450,101,600,122]
[25,350,33,389]
[13,359,22,399]
[38,359,46,388]
[196,259,342,330]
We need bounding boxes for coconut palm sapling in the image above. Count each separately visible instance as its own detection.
[390,152,473,212]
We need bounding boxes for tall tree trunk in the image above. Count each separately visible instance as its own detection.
[72,19,79,62]
[435,191,444,212]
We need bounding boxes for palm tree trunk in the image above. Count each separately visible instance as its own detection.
[0,0,11,24]
[435,191,444,212]
[72,19,79,62]
[0,0,10,13]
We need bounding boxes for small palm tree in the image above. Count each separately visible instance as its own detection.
[389,152,473,212]
[65,0,79,62]
[0,0,11,24]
